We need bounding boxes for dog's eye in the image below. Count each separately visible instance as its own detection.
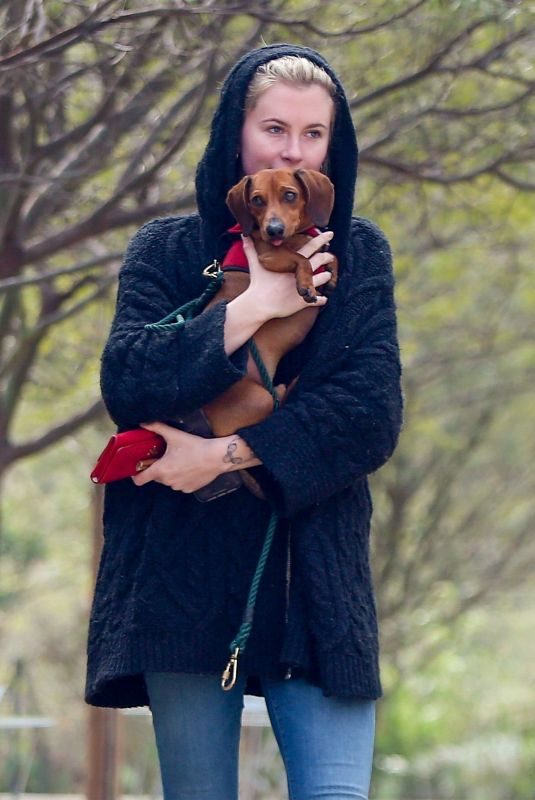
[283,191,297,202]
[250,196,265,207]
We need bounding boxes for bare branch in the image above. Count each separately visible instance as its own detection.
[492,167,535,191]
[34,16,175,162]
[30,276,116,336]
[0,3,226,69]
[0,275,114,390]
[116,74,211,189]
[21,63,180,233]
[21,191,195,267]
[430,84,535,118]
[239,0,432,39]
[350,16,522,110]
[2,328,45,427]
[5,399,106,465]
[459,26,534,73]
[361,147,527,185]
[476,66,534,87]
[108,67,216,206]
[0,0,441,73]
[0,252,122,293]
[400,409,495,602]
[352,18,492,106]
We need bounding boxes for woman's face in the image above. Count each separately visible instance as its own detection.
[240,81,334,175]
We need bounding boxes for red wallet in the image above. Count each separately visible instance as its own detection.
[91,417,244,501]
[90,429,166,484]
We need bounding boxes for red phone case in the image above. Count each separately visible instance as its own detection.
[91,418,243,501]
[90,429,166,484]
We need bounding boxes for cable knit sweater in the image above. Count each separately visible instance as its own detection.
[85,44,402,707]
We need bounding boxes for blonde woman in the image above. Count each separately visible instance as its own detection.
[86,44,402,800]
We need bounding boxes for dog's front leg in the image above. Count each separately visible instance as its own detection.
[293,252,318,303]
[203,378,286,437]
[321,255,338,295]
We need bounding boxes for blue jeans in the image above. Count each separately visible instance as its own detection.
[145,671,375,800]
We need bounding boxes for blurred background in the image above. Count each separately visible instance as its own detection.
[0,0,533,798]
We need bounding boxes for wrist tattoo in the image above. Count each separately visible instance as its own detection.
[223,439,244,465]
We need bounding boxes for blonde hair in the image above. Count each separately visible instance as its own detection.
[245,55,337,112]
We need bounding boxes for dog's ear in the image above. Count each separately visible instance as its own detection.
[226,176,255,235]
[294,169,335,228]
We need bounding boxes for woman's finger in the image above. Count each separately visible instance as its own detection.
[312,270,332,287]
[241,235,261,267]
[132,458,161,486]
[140,420,172,439]
[297,230,334,259]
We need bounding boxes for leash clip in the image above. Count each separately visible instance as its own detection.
[202,259,222,279]
[221,647,240,691]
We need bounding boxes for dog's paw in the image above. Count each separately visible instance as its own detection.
[320,280,337,297]
[298,286,318,303]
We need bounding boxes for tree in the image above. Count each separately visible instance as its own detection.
[1,0,534,641]
[1,2,534,789]
[0,0,268,480]
[1,0,532,469]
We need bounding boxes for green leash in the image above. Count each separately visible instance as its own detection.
[144,264,280,691]
[144,268,224,332]
[248,338,280,410]
[221,509,279,691]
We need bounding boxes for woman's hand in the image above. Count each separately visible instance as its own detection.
[132,422,219,492]
[242,231,334,320]
[131,422,261,491]
[223,231,335,355]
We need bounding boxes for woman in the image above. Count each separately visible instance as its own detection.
[86,43,402,800]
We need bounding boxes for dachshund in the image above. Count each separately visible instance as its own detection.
[183,168,337,442]
[226,167,338,302]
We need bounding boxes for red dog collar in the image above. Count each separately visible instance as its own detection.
[222,224,326,273]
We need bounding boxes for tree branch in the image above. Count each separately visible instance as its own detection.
[21,191,195,267]
[5,399,106,465]
[0,275,114,393]
[361,148,528,184]
[0,252,122,293]
[0,1,164,66]
[0,3,232,69]
[108,69,215,205]
[21,64,179,233]
[430,84,535,117]
[351,17,499,109]
[30,276,116,337]
[33,16,175,162]
[239,0,432,39]
[492,167,535,191]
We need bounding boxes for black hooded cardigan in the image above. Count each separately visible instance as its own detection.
[85,44,402,707]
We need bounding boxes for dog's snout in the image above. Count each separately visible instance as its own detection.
[266,218,285,239]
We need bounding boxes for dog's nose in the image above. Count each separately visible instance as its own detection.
[266,219,285,239]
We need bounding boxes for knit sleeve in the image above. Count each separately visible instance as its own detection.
[100,218,248,428]
[237,218,403,518]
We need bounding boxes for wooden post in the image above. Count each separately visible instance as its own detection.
[87,706,120,800]
[87,483,121,800]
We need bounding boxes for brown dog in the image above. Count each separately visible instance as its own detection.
[194,168,337,437]
[226,167,338,302]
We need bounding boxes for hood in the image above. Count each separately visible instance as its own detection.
[195,43,358,264]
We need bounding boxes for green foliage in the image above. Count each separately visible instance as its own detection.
[0,0,534,794]
[373,596,535,799]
